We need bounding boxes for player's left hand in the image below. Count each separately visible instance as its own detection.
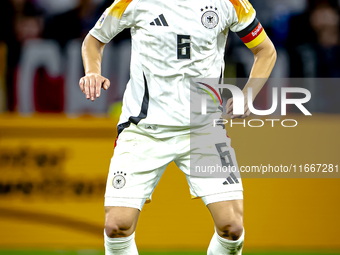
[226,96,251,119]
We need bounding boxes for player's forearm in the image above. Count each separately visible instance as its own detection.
[82,34,106,75]
[243,37,277,101]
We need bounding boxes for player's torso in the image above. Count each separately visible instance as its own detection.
[120,0,232,129]
[131,0,228,78]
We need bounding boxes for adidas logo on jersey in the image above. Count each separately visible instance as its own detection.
[150,14,168,26]
[145,124,158,130]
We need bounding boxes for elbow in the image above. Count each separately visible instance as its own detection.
[270,46,277,66]
[266,38,277,66]
[261,44,277,70]
[252,39,277,67]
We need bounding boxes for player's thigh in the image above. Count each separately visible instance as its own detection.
[106,124,173,203]
[175,125,243,198]
[105,206,140,238]
[207,200,243,240]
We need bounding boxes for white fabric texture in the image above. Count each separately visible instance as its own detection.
[104,231,138,255]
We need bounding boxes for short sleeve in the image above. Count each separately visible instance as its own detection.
[228,0,267,48]
[89,0,136,44]
[228,0,256,32]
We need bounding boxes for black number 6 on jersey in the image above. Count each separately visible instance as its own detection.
[177,35,191,60]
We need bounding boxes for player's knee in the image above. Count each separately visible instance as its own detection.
[105,214,134,238]
[104,206,139,238]
[217,219,243,240]
[105,219,135,238]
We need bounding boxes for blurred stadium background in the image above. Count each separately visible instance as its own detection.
[0,0,340,254]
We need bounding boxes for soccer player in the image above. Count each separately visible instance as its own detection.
[79,0,276,254]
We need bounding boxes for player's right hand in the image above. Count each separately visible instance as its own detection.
[79,73,110,101]
[226,97,251,119]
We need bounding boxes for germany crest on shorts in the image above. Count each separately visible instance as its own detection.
[112,171,127,189]
[200,6,219,29]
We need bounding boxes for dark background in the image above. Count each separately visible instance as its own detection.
[0,0,340,114]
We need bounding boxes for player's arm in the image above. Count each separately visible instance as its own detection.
[247,37,277,98]
[227,37,277,118]
[79,34,110,101]
[225,0,277,118]
[79,0,136,101]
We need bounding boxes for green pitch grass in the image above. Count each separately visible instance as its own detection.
[1,251,340,255]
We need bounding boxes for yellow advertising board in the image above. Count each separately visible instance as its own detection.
[0,114,339,250]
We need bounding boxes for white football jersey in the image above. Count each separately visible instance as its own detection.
[90,0,266,136]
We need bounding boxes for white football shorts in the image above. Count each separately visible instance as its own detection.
[104,123,243,210]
